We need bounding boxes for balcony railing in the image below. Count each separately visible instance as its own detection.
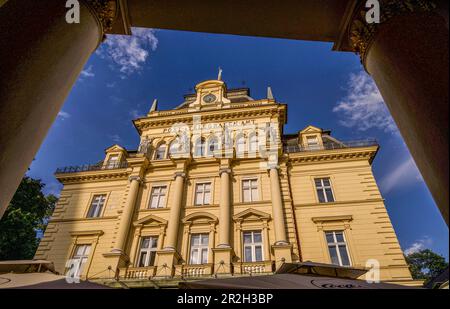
[283,139,378,154]
[120,266,156,280]
[55,161,128,174]
[236,261,274,275]
[179,264,214,278]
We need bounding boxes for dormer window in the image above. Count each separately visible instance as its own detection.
[306,136,321,150]
[106,154,119,168]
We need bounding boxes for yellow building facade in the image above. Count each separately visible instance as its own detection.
[35,77,417,287]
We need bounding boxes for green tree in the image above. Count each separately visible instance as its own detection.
[0,177,57,260]
[405,249,449,282]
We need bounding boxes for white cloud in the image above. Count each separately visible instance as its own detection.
[97,28,158,76]
[404,236,433,255]
[106,82,116,88]
[57,111,71,120]
[379,155,423,194]
[333,71,397,133]
[80,65,95,78]
[109,134,121,143]
[129,109,143,119]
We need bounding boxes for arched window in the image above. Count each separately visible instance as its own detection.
[248,133,258,153]
[154,143,167,160]
[194,137,206,157]
[236,134,246,156]
[207,136,219,157]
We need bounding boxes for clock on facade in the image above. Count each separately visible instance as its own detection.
[202,93,216,103]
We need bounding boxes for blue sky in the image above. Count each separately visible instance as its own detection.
[27,29,448,260]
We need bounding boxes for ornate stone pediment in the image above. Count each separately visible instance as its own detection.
[105,144,126,153]
[133,214,167,227]
[182,212,218,225]
[300,125,322,134]
[233,208,271,222]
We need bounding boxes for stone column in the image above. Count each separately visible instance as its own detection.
[0,0,117,217]
[269,166,292,270]
[218,168,232,247]
[114,176,141,252]
[269,167,288,244]
[155,171,185,277]
[164,172,186,250]
[349,0,449,225]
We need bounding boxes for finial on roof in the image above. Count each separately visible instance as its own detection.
[267,86,274,100]
[217,67,223,81]
[150,98,158,112]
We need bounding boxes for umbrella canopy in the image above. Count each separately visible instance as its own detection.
[180,262,418,289]
[0,272,110,289]
[276,261,368,279]
[179,273,414,289]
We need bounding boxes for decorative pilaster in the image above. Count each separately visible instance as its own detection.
[164,172,186,251]
[268,167,288,245]
[113,175,142,253]
[218,168,232,247]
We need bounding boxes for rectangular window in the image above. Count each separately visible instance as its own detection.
[243,231,263,262]
[149,186,167,209]
[87,194,106,218]
[325,231,351,266]
[69,244,91,278]
[315,178,335,203]
[242,179,259,202]
[189,234,209,264]
[137,236,158,267]
[194,182,211,205]
[306,136,320,150]
[106,154,119,168]
[155,145,166,160]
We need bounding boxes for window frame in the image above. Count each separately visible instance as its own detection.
[189,233,209,265]
[242,230,264,262]
[248,133,258,153]
[148,185,167,209]
[306,135,321,150]
[70,244,92,278]
[314,177,335,203]
[154,143,167,160]
[194,137,206,157]
[194,182,212,206]
[86,194,107,218]
[236,134,246,155]
[325,231,352,267]
[242,178,259,203]
[137,236,158,267]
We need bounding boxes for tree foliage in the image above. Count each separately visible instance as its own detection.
[0,177,57,260]
[405,249,449,282]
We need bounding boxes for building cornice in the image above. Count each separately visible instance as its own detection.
[50,216,118,223]
[55,169,129,184]
[287,146,379,165]
[133,103,287,134]
[294,198,385,208]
